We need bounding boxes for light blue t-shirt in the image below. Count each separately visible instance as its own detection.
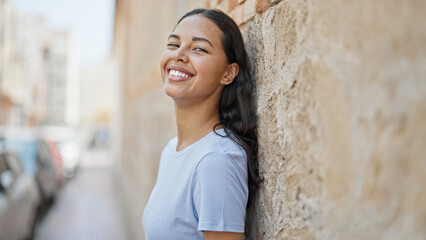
[142,129,248,240]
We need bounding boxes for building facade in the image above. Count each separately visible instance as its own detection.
[0,0,20,125]
[0,0,78,127]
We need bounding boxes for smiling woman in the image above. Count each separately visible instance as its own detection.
[160,15,235,108]
[142,8,262,240]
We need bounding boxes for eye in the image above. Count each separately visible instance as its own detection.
[193,47,208,53]
[167,43,179,48]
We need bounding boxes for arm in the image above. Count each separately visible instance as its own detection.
[204,231,244,240]
[194,152,248,238]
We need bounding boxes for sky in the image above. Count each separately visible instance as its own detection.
[13,0,115,69]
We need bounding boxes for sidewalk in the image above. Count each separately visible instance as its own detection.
[35,150,127,240]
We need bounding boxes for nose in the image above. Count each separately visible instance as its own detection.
[171,47,188,62]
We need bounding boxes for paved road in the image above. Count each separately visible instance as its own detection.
[35,150,127,240]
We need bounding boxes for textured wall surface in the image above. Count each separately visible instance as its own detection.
[114,0,426,239]
[243,0,426,239]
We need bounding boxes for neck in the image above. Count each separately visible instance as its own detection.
[175,102,221,151]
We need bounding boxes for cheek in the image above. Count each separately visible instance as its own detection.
[159,51,171,80]
[196,58,226,80]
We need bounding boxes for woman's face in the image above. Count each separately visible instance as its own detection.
[160,15,233,105]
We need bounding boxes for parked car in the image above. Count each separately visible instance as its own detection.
[57,138,81,179]
[0,151,41,240]
[89,128,109,149]
[48,140,65,183]
[35,139,63,204]
[2,128,62,206]
[40,126,82,179]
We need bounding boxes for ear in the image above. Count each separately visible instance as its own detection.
[220,63,239,85]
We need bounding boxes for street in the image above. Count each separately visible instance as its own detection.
[34,150,127,240]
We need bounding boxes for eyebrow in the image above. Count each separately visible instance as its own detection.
[168,34,214,48]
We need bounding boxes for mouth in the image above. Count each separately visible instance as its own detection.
[167,66,195,81]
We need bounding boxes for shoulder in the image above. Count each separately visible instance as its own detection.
[203,129,246,158]
[194,130,247,180]
[198,130,246,168]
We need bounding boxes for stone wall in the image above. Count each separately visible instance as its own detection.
[114,0,426,239]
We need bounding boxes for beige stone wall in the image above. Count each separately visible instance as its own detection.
[243,0,426,239]
[114,0,426,239]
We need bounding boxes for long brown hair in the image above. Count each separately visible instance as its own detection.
[177,8,262,210]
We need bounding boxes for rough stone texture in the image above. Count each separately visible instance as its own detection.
[256,0,272,13]
[113,0,426,239]
[245,0,426,239]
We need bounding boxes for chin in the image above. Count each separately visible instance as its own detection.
[164,86,184,100]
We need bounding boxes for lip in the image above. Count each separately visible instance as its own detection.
[167,65,195,82]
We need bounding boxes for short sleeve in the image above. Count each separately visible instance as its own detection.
[192,152,248,233]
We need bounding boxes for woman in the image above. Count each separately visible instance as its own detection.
[143,8,261,240]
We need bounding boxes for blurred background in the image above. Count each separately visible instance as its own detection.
[1,0,125,239]
[1,0,426,240]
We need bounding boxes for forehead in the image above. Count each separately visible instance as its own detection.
[173,15,223,44]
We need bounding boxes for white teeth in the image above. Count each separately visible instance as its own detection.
[169,69,190,78]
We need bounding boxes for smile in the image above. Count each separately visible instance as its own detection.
[169,70,192,78]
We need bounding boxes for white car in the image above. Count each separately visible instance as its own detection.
[39,126,83,179]
[58,139,81,179]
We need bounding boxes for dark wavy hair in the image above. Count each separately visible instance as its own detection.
[177,9,262,210]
